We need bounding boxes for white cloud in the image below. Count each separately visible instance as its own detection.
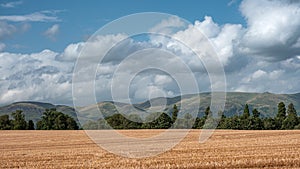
[1,1,22,8]
[234,67,298,94]
[0,49,73,105]
[1,0,300,106]
[147,16,243,76]
[146,4,300,95]
[58,34,128,62]
[154,75,173,86]
[148,0,300,95]
[44,24,59,40]
[58,42,84,62]
[269,70,284,80]
[252,70,267,79]
[194,16,220,38]
[160,16,244,68]
[230,56,300,94]
[150,16,185,34]
[281,57,300,69]
[0,11,60,22]
[131,75,175,102]
[211,23,244,65]
[239,0,300,61]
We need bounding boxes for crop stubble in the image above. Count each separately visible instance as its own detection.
[0,130,300,168]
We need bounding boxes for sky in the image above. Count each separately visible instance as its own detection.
[0,0,300,106]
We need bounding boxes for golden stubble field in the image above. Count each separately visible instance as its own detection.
[0,130,300,169]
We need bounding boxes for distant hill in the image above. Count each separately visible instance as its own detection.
[78,92,300,124]
[1,92,299,125]
[0,101,78,124]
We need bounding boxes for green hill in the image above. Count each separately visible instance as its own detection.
[77,92,300,124]
[1,92,299,125]
[0,101,78,124]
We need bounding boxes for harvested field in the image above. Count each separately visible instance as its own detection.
[0,130,300,168]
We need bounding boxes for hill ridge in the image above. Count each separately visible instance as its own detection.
[0,92,299,125]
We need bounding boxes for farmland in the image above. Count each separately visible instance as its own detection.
[1,130,300,168]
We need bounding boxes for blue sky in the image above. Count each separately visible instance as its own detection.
[0,0,300,106]
[1,0,244,53]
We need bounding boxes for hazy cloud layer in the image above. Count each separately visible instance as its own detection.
[1,1,23,8]
[0,21,17,40]
[0,11,60,22]
[0,43,5,52]
[0,9,61,47]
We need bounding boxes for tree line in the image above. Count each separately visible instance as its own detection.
[83,102,300,130]
[1,102,298,130]
[0,108,79,130]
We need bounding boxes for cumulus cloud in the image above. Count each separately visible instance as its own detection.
[58,34,128,63]
[152,16,244,74]
[1,0,300,106]
[252,70,267,79]
[234,67,297,93]
[128,73,177,102]
[238,0,300,61]
[145,0,300,95]
[57,42,84,62]
[44,24,59,40]
[149,15,243,73]
[194,16,220,38]
[0,50,73,105]
[162,0,300,66]
[150,16,185,34]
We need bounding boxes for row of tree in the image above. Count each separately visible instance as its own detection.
[2,102,298,130]
[83,102,300,130]
[194,102,300,130]
[0,110,34,130]
[0,109,79,130]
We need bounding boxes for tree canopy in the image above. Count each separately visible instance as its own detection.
[36,108,79,130]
